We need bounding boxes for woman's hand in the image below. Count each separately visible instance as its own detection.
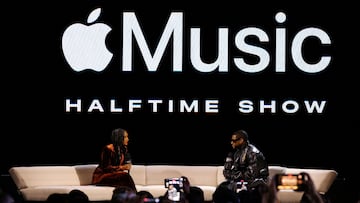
[120,163,132,171]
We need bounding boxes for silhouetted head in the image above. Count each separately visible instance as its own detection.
[233,130,248,142]
[231,130,249,149]
[111,128,127,147]
[68,189,88,203]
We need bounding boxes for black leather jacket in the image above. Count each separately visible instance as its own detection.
[223,142,269,187]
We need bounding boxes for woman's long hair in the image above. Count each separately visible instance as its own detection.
[110,128,127,166]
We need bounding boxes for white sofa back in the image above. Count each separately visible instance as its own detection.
[74,164,100,185]
[141,165,223,186]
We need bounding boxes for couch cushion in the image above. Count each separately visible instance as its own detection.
[20,185,114,201]
[74,164,98,185]
[9,166,80,189]
[145,165,219,186]
[130,165,146,185]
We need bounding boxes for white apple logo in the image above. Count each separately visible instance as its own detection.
[61,8,113,72]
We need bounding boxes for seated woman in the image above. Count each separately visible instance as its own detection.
[92,128,137,191]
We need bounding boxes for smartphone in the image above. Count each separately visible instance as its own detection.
[275,174,305,191]
[164,177,185,189]
[164,177,185,201]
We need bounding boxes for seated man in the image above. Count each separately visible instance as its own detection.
[221,129,270,203]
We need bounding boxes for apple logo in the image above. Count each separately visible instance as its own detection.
[61,8,113,72]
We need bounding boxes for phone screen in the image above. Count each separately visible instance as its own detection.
[275,174,305,191]
[167,184,180,201]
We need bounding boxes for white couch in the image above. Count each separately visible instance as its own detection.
[8,164,337,202]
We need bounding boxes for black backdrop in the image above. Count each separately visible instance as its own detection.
[2,0,359,201]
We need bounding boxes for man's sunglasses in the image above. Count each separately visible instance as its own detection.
[231,138,241,142]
